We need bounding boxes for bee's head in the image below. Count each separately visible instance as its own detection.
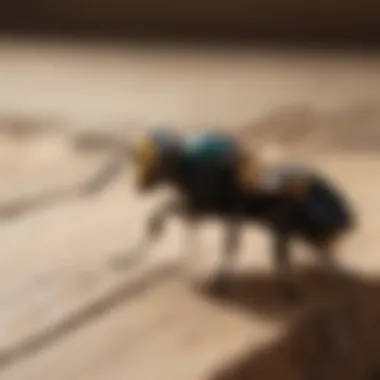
[131,128,183,192]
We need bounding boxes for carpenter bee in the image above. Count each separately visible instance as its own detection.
[89,128,356,294]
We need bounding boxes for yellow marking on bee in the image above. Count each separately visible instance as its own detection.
[325,231,340,246]
[323,227,353,249]
[131,137,159,184]
[236,154,261,189]
[283,177,310,198]
[133,137,157,169]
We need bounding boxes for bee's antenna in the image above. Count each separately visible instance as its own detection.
[78,137,133,195]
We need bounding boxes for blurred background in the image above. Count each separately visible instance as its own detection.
[1,1,380,379]
[1,0,380,44]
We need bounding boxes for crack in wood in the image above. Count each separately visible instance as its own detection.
[0,265,176,370]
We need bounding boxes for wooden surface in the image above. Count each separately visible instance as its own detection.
[0,37,380,379]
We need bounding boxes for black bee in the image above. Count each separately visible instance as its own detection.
[87,128,356,292]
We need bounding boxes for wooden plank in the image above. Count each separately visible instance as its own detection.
[0,279,280,380]
[0,40,380,380]
[1,38,380,129]
[0,154,379,380]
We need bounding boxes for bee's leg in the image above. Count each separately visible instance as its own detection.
[213,218,241,292]
[273,229,291,280]
[178,214,200,278]
[110,200,180,270]
[272,229,299,300]
[316,246,338,274]
[313,234,342,275]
